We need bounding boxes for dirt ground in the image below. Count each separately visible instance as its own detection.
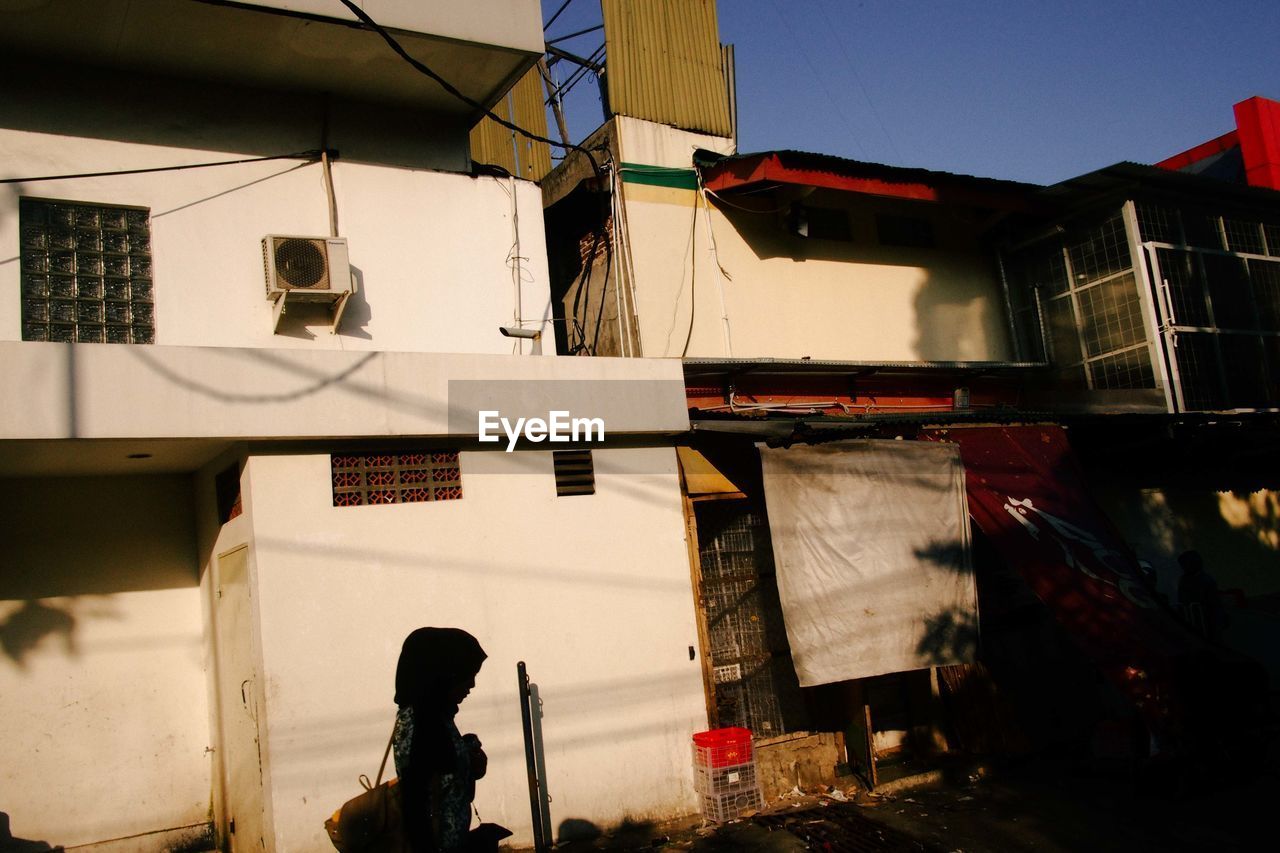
[541,758,1280,852]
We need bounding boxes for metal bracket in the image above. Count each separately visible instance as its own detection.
[271,288,352,335]
[329,291,351,335]
[271,292,290,334]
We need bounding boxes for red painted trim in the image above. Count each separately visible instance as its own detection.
[685,373,1023,416]
[1234,96,1280,191]
[701,153,1035,211]
[1156,129,1238,171]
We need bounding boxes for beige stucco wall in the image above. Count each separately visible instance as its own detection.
[602,117,1012,361]
[240,448,706,850]
[619,182,1013,360]
[0,475,210,849]
[0,65,552,354]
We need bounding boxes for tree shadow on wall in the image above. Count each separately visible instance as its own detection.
[0,600,77,668]
[916,607,980,666]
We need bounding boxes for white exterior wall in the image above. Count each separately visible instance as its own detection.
[0,344,688,443]
[242,448,707,850]
[615,115,736,168]
[0,476,210,850]
[0,69,552,354]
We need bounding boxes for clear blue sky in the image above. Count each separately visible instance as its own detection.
[540,0,1280,185]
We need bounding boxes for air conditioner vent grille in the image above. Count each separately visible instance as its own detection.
[272,237,329,289]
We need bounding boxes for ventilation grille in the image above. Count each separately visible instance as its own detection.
[331,451,463,506]
[264,236,331,293]
[553,450,595,496]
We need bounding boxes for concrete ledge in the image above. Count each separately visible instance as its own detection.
[0,343,689,441]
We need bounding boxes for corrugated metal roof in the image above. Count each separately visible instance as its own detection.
[683,358,1047,380]
[469,67,552,181]
[1042,161,1280,204]
[684,357,1046,370]
[696,148,1042,193]
[602,0,732,137]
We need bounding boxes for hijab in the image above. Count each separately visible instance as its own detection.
[394,627,487,713]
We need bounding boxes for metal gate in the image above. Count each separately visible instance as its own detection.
[694,499,807,737]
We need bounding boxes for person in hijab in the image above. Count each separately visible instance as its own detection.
[393,627,489,853]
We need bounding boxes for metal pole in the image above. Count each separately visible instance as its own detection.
[517,661,547,853]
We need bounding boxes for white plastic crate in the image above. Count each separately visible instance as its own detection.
[692,758,758,796]
[698,787,763,823]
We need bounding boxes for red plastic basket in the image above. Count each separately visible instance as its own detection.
[692,727,753,767]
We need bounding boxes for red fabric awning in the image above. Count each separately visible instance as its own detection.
[921,425,1209,728]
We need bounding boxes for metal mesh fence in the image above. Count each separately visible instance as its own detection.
[1172,332,1224,411]
[1090,347,1155,391]
[1077,272,1145,358]
[696,500,807,737]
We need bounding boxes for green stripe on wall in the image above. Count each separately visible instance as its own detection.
[619,162,698,190]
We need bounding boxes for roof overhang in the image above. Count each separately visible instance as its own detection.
[696,150,1043,213]
[684,357,1046,382]
[1037,160,1280,216]
[0,0,543,119]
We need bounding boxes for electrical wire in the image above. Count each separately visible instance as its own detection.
[680,189,701,357]
[333,0,600,171]
[816,0,901,162]
[767,0,869,160]
[543,0,577,32]
[703,186,790,214]
[695,171,734,357]
[549,43,606,105]
[0,150,326,185]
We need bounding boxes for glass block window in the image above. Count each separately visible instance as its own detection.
[331,451,462,507]
[20,198,154,344]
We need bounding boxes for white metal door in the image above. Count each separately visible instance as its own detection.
[215,545,268,851]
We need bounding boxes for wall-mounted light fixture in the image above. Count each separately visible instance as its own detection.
[499,326,542,355]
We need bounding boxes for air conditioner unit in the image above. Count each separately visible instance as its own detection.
[262,236,355,334]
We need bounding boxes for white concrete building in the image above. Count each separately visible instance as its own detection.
[0,2,706,850]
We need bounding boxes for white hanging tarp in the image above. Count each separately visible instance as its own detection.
[759,440,977,686]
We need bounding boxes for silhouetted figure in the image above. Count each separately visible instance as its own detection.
[1177,550,1227,643]
[0,812,57,852]
[393,627,505,853]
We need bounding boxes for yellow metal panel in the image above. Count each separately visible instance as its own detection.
[602,0,732,138]
[509,65,553,180]
[677,447,744,496]
[469,67,552,181]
